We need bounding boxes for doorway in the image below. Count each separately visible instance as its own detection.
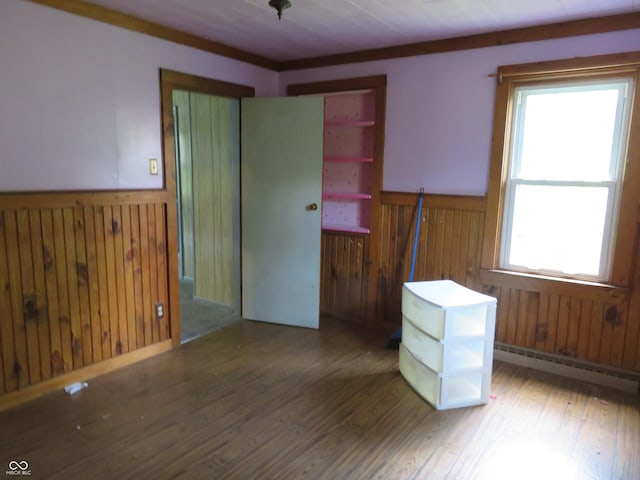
[174,89,240,342]
[169,82,249,342]
[161,70,328,341]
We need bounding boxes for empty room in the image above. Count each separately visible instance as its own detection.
[0,1,639,478]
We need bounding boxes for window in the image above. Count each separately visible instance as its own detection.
[482,52,640,288]
[501,79,632,281]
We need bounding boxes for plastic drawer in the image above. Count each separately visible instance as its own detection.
[401,316,485,372]
[402,281,495,339]
[399,343,490,410]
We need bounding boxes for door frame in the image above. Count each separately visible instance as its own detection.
[287,75,387,327]
[159,69,255,347]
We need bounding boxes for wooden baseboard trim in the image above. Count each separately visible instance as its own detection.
[0,340,173,413]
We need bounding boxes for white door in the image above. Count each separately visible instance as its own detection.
[241,97,324,329]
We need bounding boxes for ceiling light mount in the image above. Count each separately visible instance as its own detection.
[269,0,291,20]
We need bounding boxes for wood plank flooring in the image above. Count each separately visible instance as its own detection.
[0,318,638,479]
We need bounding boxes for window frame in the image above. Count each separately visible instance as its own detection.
[481,52,640,290]
[500,78,632,282]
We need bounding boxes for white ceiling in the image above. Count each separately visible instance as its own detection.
[85,0,639,62]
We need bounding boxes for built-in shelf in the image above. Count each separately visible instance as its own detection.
[322,223,370,234]
[325,120,375,127]
[321,89,376,235]
[323,192,372,200]
[324,156,374,163]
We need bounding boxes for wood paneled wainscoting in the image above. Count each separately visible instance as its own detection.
[372,192,486,333]
[372,191,640,374]
[0,191,174,410]
[320,231,369,324]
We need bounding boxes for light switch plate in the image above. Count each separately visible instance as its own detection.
[149,158,159,175]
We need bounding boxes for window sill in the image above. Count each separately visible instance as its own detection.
[479,269,629,304]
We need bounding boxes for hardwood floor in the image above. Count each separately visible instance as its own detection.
[0,318,638,479]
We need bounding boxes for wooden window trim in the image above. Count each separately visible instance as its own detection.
[479,269,629,304]
[481,51,640,292]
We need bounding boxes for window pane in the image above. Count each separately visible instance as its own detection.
[516,86,622,181]
[507,184,609,277]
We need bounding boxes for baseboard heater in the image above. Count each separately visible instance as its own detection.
[493,342,640,394]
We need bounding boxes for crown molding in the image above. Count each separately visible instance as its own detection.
[279,12,640,71]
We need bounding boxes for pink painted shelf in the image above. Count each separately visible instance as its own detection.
[323,192,372,200]
[324,156,373,163]
[321,90,376,234]
[322,223,371,234]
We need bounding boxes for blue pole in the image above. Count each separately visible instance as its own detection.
[386,188,424,348]
[409,189,424,282]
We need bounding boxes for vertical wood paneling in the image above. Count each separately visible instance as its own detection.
[376,193,638,372]
[455,210,470,284]
[83,208,102,365]
[74,208,93,367]
[599,302,615,367]
[576,298,592,360]
[0,198,172,397]
[17,210,41,385]
[611,300,629,368]
[6,212,29,388]
[506,288,519,344]
[130,205,144,350]
[544,294,560,354]
[495,287,509,343]
[0,308,4,394]
[155,203,170,341]
[62,208,83,369]
[0,212,17,393]
[112,206,128,355]
[147,206,160,344]
[514,289,528,347]
[52,209,72,374]
[587,301,605,363]
[524,291,539,348]
[534,293,550,351]
[626,222,640,370]
[191,93,237,307]
[374,200,487,332]
[556,295,570,357]
[28,210,52,381]
[139,205,152,347]
[320,232,368,324]
[121,207,136,353]
[40,210,63,377]
[102,206,120,357]
[93,207,111,361]
[565,297,581,358]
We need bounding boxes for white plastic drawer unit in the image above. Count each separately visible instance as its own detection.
[401,316,486,372]
[399,344,490,409]
[400,280,497,410]
[401,280,496,340]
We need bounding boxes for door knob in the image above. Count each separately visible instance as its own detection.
[306,203,318,211]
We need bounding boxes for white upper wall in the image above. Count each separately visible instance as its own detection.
[281,29,640,195]
[0,0,278,191]
[1,1,638,194]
